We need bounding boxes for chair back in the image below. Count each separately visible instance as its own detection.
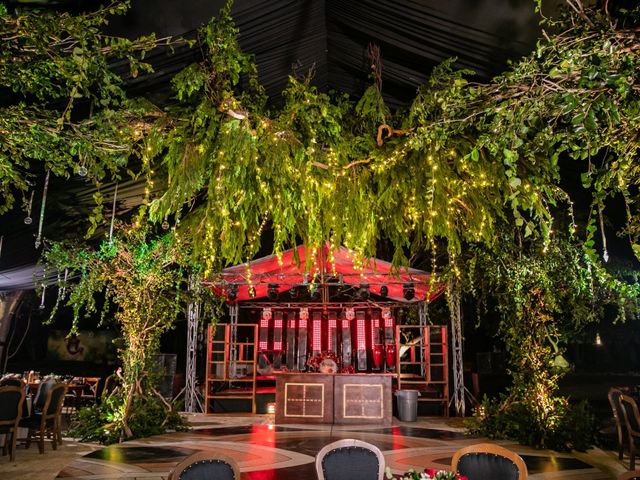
[0,377,24,388]
[619,471,640,480]
[82,377,100,398]
[169,452,240,480]
[315,439,385,480]
[43,383,67,419]
[452,443,527,480]
[0,386,25,428]
[610,388,626,427]
[33,378,57,411]
[621,395,640,436]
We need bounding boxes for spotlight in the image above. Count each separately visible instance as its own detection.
[357,284,370,300]
[227,284,238,301]
[309,285,320,301]
[403,283,415,301]
[267,283,279,300]
[289,285,299,299]
[248,286,256,298]
[379,285,388,298]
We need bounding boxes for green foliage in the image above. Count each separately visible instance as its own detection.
[42,223,221,438]
[0,1,169,214]
[466,395,596,452]
[69,392,188,445]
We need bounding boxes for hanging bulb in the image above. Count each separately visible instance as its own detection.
[78,165,88,177]
[24,216,33,225]
[162,219,170,230]
[595,332,603,346]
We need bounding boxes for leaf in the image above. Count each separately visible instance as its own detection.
[471,148,479,161]
[509,177,522,188]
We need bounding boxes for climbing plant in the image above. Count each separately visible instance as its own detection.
[41,225,220,441]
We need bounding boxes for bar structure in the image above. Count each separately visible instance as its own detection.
[275,373,393,425]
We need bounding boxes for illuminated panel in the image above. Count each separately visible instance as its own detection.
[312,311,322,354]
[286,312,297,370]
[384,315,394,329]
[356,315,366,351]
[371,315,380,346]
[273,311,284,351]
[258,309,271,351]
[327,312,337,352]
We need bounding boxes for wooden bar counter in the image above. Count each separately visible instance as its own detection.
[275,373,393,425]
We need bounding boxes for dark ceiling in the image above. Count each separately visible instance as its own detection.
[0,0,558,289]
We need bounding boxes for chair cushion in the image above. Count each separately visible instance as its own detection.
[178,459,236,480]
[322,447,380,480]
[457,452,519,480]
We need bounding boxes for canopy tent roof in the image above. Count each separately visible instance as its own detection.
[203,244,445,304]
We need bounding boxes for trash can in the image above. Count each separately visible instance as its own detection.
[395,389,419,422]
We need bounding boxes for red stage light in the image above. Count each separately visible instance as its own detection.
[312,317,322,353]
[371,316,379,346]
[328,317,337,351]
[273,315,283,350]
[356,317,366,350]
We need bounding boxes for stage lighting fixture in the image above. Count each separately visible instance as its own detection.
[227,284,238,301]
[379,285,388,297]
[403,282,415,300]
[357,284,370,300]
[248,286,256,298]
[309,285,320,300]
[267,283,279,300]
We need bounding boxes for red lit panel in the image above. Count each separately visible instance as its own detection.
[312,312,322,353]
[259,310,270,351]
[273,315,283,351]
[328,316,337,351]
[299,318,307,329]
[356,317,366,351]
[371,316,379,346]
[341,319,350,329]
[384,316,394,329]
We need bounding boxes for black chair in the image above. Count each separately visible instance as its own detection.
[610,387,627,461]
[315,439,385,480]
[19,383,67,453]
[620,395,640,469]
[168,452,240,480]
[0,385,25,461]
[451,443,528,480]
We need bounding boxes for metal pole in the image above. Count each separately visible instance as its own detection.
[447,280,465,416]
[185,276,201,413]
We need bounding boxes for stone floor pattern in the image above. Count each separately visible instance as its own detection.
[51,415,625,480]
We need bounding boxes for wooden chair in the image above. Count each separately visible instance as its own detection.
[0,385,25,461]
[315,439,385,480]
[78,377,100,406]
[19,383,67,453]
[610,387,627,460]
[618,471,640,480]
[452,443,528,480]
[620,395,640,469]
[168,452,240,480]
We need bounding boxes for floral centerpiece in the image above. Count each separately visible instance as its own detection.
[385,467,468,480]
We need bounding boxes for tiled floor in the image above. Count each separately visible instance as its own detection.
[50,414,626,480]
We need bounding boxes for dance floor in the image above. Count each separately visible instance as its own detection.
[56,416,618,480]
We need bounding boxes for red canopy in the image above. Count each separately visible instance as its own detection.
[204,244,444,303]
